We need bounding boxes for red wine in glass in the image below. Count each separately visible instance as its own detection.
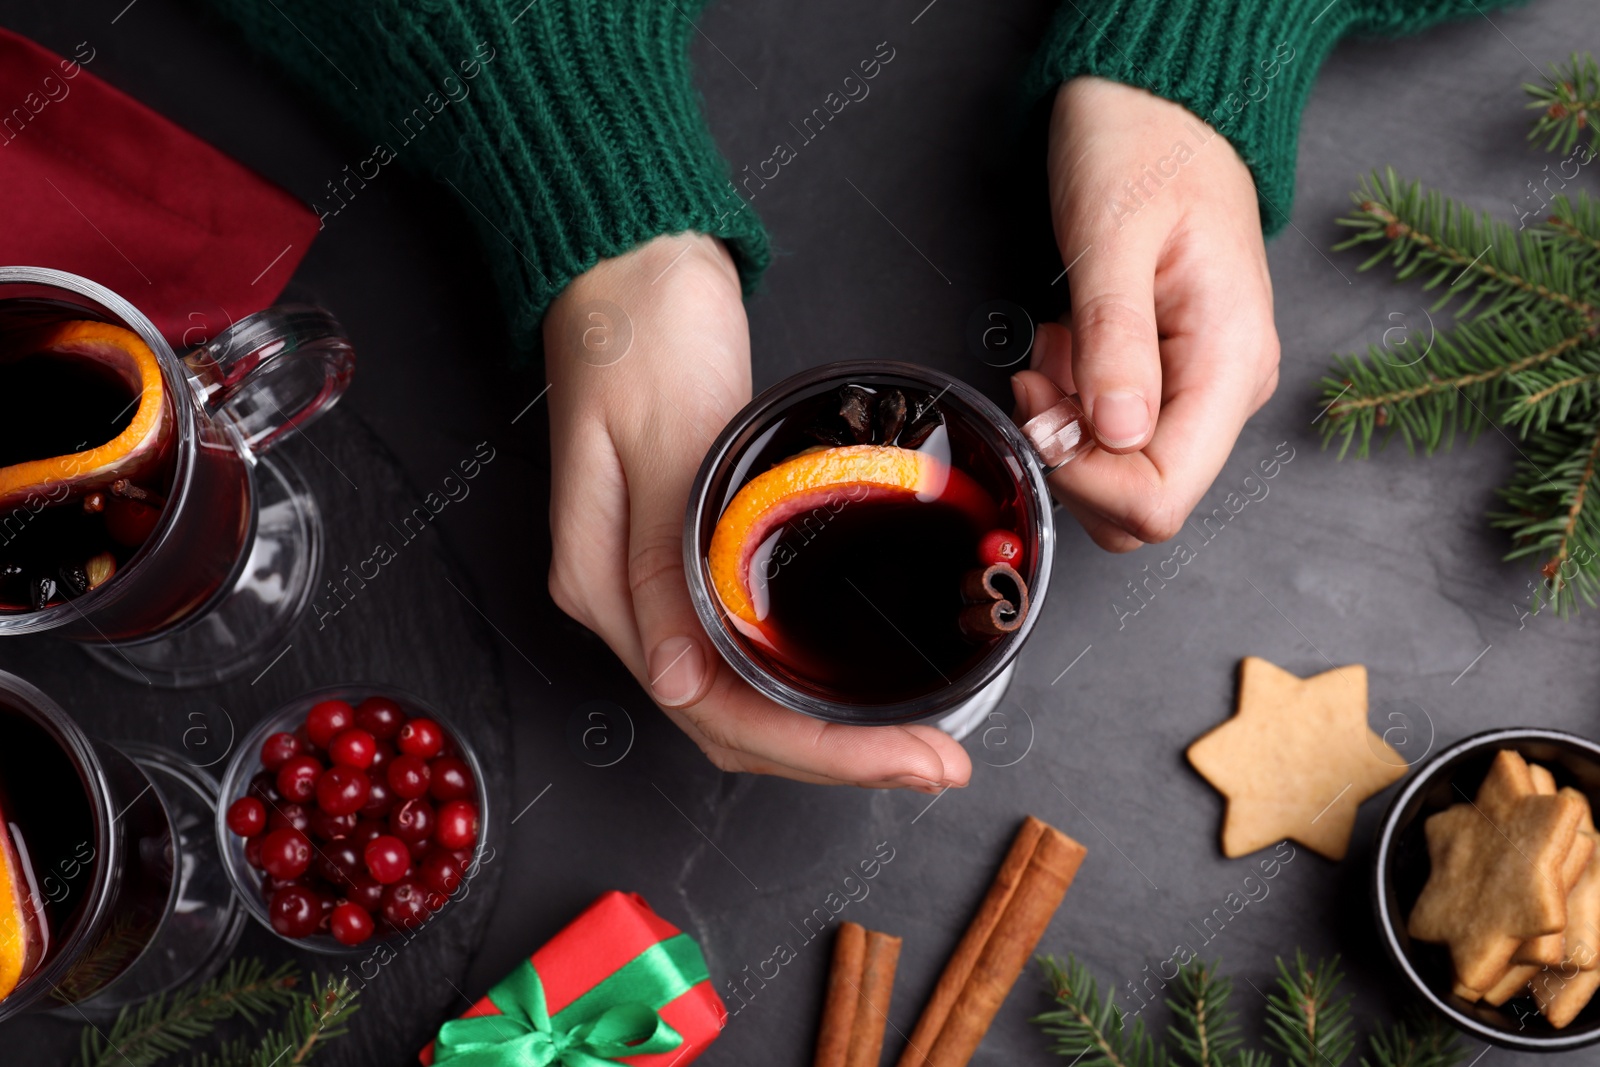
[688,363,1056,726]
[0,268,354,686]
[0,670,242,1021]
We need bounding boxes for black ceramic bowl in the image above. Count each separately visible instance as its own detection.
[1373,727,1600,1051]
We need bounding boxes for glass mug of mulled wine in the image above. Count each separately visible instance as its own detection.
[0,669,242,1022]
[0,266,354,687]
[686,361,1092,736]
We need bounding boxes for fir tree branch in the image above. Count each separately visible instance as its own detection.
[1359,1012,1465,1067]
[1525,52,1600,158]
[1034,955,1466,1067]
[1319,313,1593,457]
[1493,416,1600,613]
[1338,170,1597,322]
[1035,955,1168,1067]
[76,960,301,1067]
[1262,953,1354,1067]
[1502,336,1600,435]
[1548,193,1600,262]
[186,973,360,1067]
[1166,961,1244,1067]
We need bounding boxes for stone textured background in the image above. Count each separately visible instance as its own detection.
[5,0,1596,1063]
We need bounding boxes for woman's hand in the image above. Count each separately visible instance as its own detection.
[1012,77,1281,552]
[545,234,971,791]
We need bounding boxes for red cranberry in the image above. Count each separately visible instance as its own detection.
[268,884,321,939]
[350,819,386,846]
[359,777,395,819]
[105,496,160,545]
[356,696,405,739]
[260,827,312,880]
[316,840,364,886]
[244,836,264,869]
[977,528,1024,568]
[397,718,444,759]
[315,888,338,931]
[435,800,479,851]
[330,901,375,946]
[387,754,431,799]
[309,808,358,841]
[306,699,356,748]
[390,798,435,844]
[368,742,396,777]
[381,881,432,930]
[343,871,385,912]
[328,728,376,769]
[276,755,322,803]
[260,731,302,771]
[316,766,370,816]
[261,873,304,898]
[364,835,410,884]
[226,796,266,837]
[266,802,311,834]
[418,849,464,896]
[248,770,279,803]
[428,757,474,802]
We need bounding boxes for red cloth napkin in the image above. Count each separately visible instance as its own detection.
[0,29,318,347]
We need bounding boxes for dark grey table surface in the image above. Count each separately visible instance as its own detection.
[7,0,1600,1064]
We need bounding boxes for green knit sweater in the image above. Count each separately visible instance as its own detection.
[203,0,1527,350]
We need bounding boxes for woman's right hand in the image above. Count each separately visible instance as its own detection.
[544,233,972,792]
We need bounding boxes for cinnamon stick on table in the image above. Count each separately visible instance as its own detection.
[896,815,1087,1067]
[815,921,903,1067]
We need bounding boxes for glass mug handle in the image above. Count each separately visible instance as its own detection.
[181,305,355,458]
[1020,392,1095,474]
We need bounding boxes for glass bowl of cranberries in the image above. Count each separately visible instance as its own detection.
[215,685,488,953]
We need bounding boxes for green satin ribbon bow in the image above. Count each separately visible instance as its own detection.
[433,933,708,1067]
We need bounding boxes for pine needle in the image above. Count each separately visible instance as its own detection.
[185,973,361,1067]
[1032,955,1464,1067]
[1034,955,1169,1067]
[1263,952,1355,1067]
[1524,52,1600,158]
[1166,961,1244,1067]
[75,959,301,1067]
[1359,1011,1468,1067]
[1321,50,1600,613]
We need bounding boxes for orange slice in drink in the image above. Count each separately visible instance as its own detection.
[0,321,168,512]
[0,801,47,1002]
[707,444,998,630]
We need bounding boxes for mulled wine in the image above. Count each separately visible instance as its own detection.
[0,700,96,1003]
[0,319,180,615]
[0,310,252,639]
[698,372,1044,710]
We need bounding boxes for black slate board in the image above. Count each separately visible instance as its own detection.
[0,410,512,1066]
[6,0,1600,1064]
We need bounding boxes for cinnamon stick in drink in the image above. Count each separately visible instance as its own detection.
[896,816,1086,1067]
[815,921,903,1067]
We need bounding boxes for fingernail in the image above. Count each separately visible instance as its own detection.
[649,636,704,707]
[1009,374,1027,413]
[890,775,944,794]
[1028,331,1046,371]
[1091,390,1150,448]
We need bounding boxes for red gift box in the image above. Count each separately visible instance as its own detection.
[421,891,725,1066]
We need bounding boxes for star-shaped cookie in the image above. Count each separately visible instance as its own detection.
[1407,753,1584,992]
[1186,656,1407,861]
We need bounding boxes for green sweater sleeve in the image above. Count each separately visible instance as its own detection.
[1024,0,1530,236]
[202,0,768,352]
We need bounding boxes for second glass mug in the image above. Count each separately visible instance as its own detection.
[0,267,354,687]
[685,360,1092,739]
